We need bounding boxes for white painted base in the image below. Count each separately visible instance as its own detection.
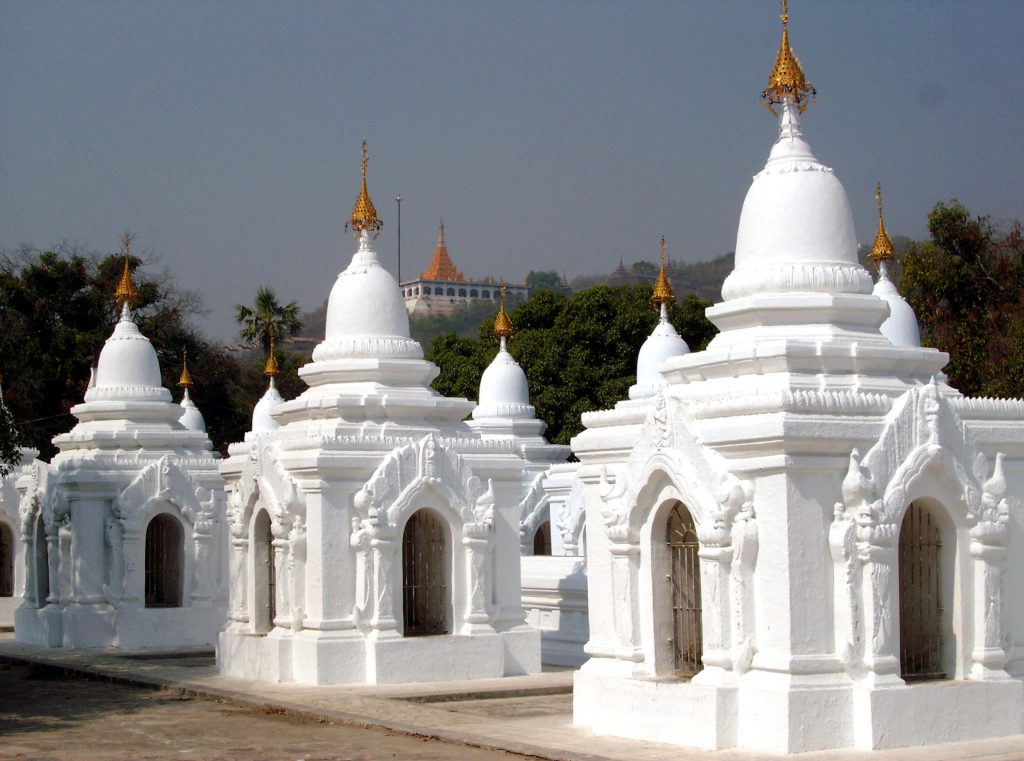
[15,603,226,650]
[852,679,1024,750]
[521,556,589,667]
[574,666,1024,753]
[573,668,738,750]
[219,626,541,685]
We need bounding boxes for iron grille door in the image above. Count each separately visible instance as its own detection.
[145,514,183,608]
[35,517,49,604]
[265,516,276,626]
[402,510,448,637]
[0,524,12,597]
[667,502,703,677]
[898,502,946,681]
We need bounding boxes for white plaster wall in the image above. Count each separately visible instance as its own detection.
[520,555,588,666]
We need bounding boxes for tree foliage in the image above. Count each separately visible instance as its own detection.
[234,286,303,353]
[427,285,717,445]
[0,380,21,477]
[900,200,1024,399]
[525,270,569,294]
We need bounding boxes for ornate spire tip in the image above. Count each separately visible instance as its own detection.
[762,0,816,116]
[493,280,513,340]
[114,232,138,308]
[650,236,674,308]
[177,349,193,389]
[870,183,895,263]
[346,140,383,241]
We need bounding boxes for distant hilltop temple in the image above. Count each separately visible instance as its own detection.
[400,223,528,317]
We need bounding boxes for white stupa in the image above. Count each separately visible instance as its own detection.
[573,6,1023,754]
[869,185,922,347]
[176,351,212,444]
[246,341,285,441]
[15,237,228,649]
[219,144,540,685]
[630,239,690,400]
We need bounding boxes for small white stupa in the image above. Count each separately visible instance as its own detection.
[219,144,539,685]
[176,351,212,444]
[573,4,1023,754]
[15,235,228,649]
[869,184,921,347]
[246,339,285,441]
[630,238,690,401]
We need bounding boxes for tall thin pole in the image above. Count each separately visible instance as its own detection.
[396,195,402,284]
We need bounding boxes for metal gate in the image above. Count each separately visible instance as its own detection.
[402,510,448,637]
[666,502,702,677]
[35,517,49,604]
[0,523,12,597]
[898,502,945,681]
[145,513,183,608]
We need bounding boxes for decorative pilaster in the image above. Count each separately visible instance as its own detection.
[608,528,642,662]
[697,510,734,680]
[462,522,494,633]
[368,536,400,636]
[855,516,901,685]
[271,520,291,629]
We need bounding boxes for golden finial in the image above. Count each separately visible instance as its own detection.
[650,236,674,308]
[762,0,816,116]
[346,140,383,240]
[114,232,138,308]
[493,279,513,340]
[263,334,280,377]
[870,183,895,263]
[177,349,193,389]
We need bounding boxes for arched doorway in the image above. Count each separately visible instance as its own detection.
[898,501,948,681]
[252,509,275,633]
[0,523,13,597]
[666,502,702,677]
[533,521,552,556]
[34,516,49,605]
[402,509,448,637]
[145,513,183,608]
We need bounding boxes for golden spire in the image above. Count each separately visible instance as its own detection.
[263,334,280,377]
[650,236,674,308]
[114,232,138,308]
[177,349,193,389]
[762,0,816,116]
[493,280,513,340]
[870,183,895,263]
[346,140,383,240]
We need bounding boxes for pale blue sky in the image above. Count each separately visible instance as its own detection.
[2,1,1022,340]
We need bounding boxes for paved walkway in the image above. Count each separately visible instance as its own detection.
[1,636,1022,761]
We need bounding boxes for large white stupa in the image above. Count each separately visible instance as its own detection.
[218,144,540,685]
[15,238,228,649]
[572,5,1023,753]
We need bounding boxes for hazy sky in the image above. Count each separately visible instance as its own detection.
[2,1,1022,341]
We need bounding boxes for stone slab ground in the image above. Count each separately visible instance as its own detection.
[1,635,1022,761]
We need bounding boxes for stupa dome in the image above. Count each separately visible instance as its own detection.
[474,341,533,419]
[723,105,872,301]
[249,379,284,437]
[630,311,689,400]
[873,269,921,347]
[85,305,169,402]
[179,391,206,432]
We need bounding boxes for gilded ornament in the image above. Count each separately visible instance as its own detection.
[762,0,816,116]
[346,141,384,240]
[870,183,895,263]
[493,280,513,339]
[650,236,675,307]
[178,349,193,389]
[114,232,138,308]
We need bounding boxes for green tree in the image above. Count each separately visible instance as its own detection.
[427,285,717,445]
[234,286,303,354]
[0,378,21,476]
[525,270,569,294]
[900,200,1024,398]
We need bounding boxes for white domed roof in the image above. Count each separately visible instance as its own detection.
[85,305,169,403]
[630,308,690,400]
[179,390,206,432]
[249,378,284,437]
[723,105,872,301]
[873,266,921,347]
[473,339,534,420]
[312,232,422,362]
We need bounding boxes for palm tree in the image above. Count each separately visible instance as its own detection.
[234,287,303,354]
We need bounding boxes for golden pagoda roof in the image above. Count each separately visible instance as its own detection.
[650,236,675,308]
[347,141,383,239]
[419,222,465,282]
[493,281,513,339]
[177,349,193,388]
[264,336,280,377]
[762,0,815,116]
[114,233,138,308]
[870,183,895,263]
